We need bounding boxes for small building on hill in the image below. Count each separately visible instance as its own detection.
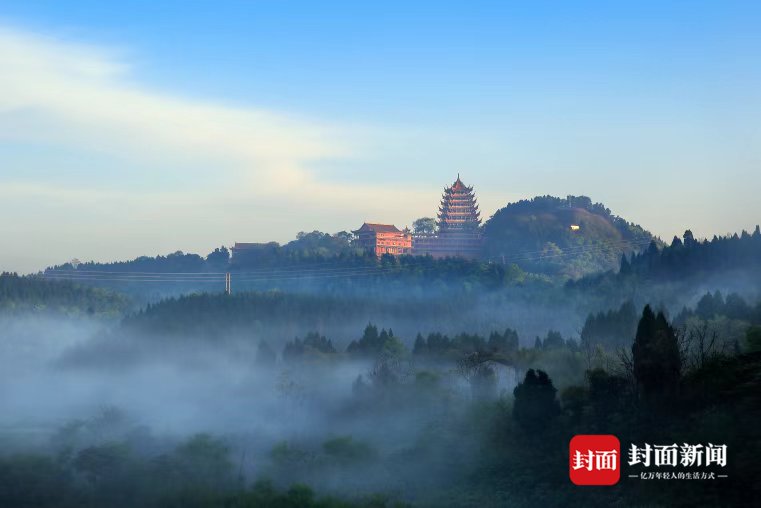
[353,223,413,257]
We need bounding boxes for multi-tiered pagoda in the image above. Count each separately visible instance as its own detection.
[438,174,481,233]
[413,175,483,258]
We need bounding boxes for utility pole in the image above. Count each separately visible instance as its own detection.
[225,272,231,295]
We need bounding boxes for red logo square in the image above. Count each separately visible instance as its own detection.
[569,434,620,485]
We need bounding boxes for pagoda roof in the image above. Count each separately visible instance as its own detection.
[451,176,467,191]
[353,222,402,234]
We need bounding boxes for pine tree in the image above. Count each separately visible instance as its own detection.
[632,305,681,402]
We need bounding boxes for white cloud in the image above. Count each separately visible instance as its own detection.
[0,26,350,189]
[0,25,441,272]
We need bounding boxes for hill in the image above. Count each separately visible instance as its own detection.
[482,195,656,278]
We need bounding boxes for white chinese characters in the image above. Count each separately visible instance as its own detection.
[628,443,726,468]
[572,449,618,471]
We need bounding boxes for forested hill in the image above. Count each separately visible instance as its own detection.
[570,226,761,293]
[0,273,129,317]
[483,195,656,278]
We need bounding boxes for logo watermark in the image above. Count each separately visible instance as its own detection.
[569,435,728,485]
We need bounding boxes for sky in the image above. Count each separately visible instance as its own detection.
[1,1,760,273]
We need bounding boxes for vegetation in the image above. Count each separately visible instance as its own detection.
[0,272,128,317]
[482,195,656,278]
[5,222,761,507]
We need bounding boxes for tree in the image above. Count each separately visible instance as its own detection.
[632,305,681,401]
[487,328,519,355]
[347,324,403,359]
[412,217,437,235]
[542,330,564,349]
[696,291,724,319]
[586,368,628,426]
[512,369,560,431]
[205,246,230,268]
[282,332,336,362]
[619,253,631,274]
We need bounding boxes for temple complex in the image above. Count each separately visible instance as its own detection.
[352,176,484,259]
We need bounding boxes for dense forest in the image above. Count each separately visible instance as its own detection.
[1,296,760,506]
[483,195,656,278]
[3,219,761,507]
[0,272,128,317]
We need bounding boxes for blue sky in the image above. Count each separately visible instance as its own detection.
[1,1,760,272]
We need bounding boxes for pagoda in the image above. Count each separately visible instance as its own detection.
[412,175,483,258]
[438,174,481,233]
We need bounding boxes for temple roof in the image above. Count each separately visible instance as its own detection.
[451,175,467,191]
[353,222,402,234]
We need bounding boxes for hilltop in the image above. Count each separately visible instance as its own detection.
[482,195,656,278]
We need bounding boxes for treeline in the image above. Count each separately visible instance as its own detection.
[47,239,534,301]
[122,292,469,340]
[627,227,761,278]
[580,292,761,352]
[272,325,522,364]
[0,273,128,316]
[116,286,569,346]
[675,290,761,325]
[572,226,761,289]
[48,231,359,274]
[413,328,519,361]
[580,300,639,351]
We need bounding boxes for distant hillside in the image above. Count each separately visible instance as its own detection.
[482,195,656,278]
[0,273,129,317]
[569,227,761,295]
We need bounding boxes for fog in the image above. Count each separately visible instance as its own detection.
[2,263,759,505]
[0,311,524,503]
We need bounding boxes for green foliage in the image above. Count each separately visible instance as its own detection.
[0,272,128,317]
[283,332,337,362]
[205,246,230,269]
[580,300,638,350]
[413,329,520,363]
[571,226,761,292]
[347,324,406,359]
[412,217,437,235]
[483,195,655,278]
[632,305,681,401]
[512,369,560,431]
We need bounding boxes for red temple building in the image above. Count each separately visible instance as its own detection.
[353,223,413,256]
[412,175,483,258]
